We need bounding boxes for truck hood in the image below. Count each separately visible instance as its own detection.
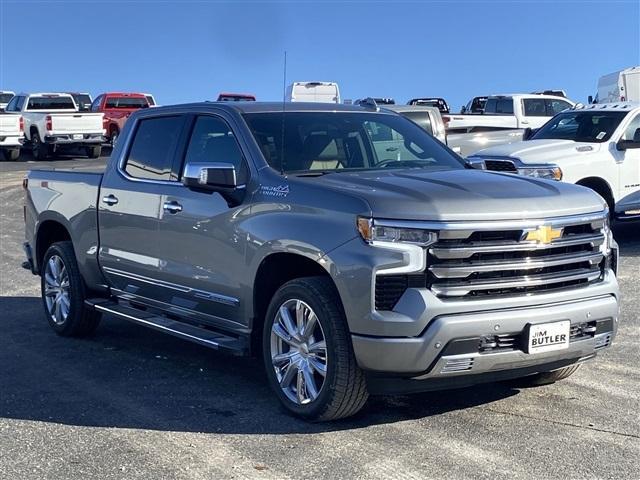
[304,168,605,221]
[472,139,602,164]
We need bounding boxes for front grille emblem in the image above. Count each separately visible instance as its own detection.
[524,226,563,244]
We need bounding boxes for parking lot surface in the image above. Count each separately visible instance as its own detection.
[1,154,639,479]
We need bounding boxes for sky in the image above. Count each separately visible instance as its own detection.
[1,0,639,110]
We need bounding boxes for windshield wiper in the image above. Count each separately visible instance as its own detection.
[291,171,333,177]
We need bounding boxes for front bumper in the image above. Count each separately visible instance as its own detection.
[44,133,104,145]
[352,289,618,393]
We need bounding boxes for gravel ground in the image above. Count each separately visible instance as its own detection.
[1,154,638,479]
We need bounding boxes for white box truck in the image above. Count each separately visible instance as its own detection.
[287,82,340,103]
[591,66,640,104]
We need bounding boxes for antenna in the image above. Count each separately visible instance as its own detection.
[280,51,287,176]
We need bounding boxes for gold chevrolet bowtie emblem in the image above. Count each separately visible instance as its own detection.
[525,226,563,244]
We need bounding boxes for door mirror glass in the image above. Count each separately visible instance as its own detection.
[183,162,238,190]
[588,95,594,104]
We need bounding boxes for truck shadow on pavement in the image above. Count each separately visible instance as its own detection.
[1,296,521,434]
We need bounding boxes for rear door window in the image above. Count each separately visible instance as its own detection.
[124,115,185,181]
[496,99,514,114]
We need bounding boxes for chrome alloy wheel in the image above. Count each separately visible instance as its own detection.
[44,255,71,325]
[270,299,328,405]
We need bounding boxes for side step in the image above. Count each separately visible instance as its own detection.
[86,299,248,355]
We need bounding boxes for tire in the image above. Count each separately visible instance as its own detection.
[86,145,101,159]
[2,148,20,161]
[109,127,119,146]
[508,363,581,387]
[31,130,48,160]
[262,276,368,421]
[41,241,101,337]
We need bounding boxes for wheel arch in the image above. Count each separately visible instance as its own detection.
[251,252,340,352]
[576,176,615,212]
[35,218,72,274]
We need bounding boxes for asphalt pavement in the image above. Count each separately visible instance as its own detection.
[0,152,638,479]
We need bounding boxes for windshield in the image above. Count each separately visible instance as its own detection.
[105,97,149,109]
[243,112,464,174]
[532,111,627,143]
[0,93,14,103]
[27,96,76,110]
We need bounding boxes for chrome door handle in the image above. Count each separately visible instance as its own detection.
[163,201,183,214]
[102,194,118,206]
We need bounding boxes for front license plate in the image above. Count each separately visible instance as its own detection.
[526,320,570,354]
[72,134,83,140]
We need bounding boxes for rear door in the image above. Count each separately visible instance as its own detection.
[98,113,187,299]
[154,112,252,329]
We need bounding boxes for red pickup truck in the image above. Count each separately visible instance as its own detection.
[90,92,149,145]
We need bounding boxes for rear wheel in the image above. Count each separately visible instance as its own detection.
[509,364,581,387]
[41,241,101,337]
[262,277,368,421]
[86,145,101,158]
[109,127,119,146]
[31,130,48,160]
[2,148,20,161]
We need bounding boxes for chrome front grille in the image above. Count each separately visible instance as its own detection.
[427,215,607,299]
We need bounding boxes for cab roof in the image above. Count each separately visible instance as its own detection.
[151,101,386,114]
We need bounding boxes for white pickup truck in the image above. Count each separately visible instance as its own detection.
[0,113,24,160]
[446,94,575,131]
[468,102,640,221]
[4,93,105,160]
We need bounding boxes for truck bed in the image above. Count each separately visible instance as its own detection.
[25,169,104,284]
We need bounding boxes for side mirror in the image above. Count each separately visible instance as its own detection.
[588,95,593,104]
[616,140,640,151]
[460,106,467,114]
[182,162,245,206]
[617,128,640,150]
[522,127,533,141]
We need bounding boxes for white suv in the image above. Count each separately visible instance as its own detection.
[468,102,640,220]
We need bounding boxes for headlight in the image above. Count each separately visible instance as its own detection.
[357,217,437,246]
[600,213,611,255]
[357,217,437,275]
[517,165,563,181]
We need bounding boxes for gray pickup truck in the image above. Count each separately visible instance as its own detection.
[23,102,620,421]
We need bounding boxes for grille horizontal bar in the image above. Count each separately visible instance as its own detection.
[430,233,604,260]
[430,268,601,297]
[429,251,603,279]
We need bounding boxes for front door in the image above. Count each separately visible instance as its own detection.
[616,113,640,215]
[154,113,252,331]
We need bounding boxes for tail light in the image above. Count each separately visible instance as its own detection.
[45,115,52,131]
[19,116,24,132]
[442,115,450,129]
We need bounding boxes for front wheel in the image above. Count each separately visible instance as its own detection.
[41,241,101,337]
[262,277,368,421]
